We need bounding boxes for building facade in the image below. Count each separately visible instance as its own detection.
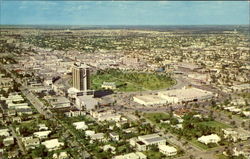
[72,63,90,91]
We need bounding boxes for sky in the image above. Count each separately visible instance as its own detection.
[0,1,249,25]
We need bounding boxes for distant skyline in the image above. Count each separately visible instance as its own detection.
[1,1,249,25]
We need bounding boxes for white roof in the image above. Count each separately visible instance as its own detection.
[138,134,159,140]
[113,152,146,159]
[85,130,95,136]
[0,129,10,137]
[198,134,221,144]
[77,95,98,110]
[159,87,213,100]
[103,145,116,151]
[38,124,48,130]
[3,136,14,141]
[133,95,167,104]
[73,121,88,130]
[159,145,177,153]
[91,133,104,140]
[42,139,64,150]
[33,131,51,137]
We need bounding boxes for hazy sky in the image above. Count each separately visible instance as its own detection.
[1,1,249,25]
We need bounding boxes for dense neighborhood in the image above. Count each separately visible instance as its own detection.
[0,25,249,159]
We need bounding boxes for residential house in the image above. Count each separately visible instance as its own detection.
[110,132,119,141]
[113,152,147,159]
[103,145,116,154]
[42,139,64,151]
[38,124,49,131]
[23,138,40,149]
[73,121,88,130]
[33,130,51,140]
[3,136,14,146]
[0,129,10,137]
[90,133,105,142]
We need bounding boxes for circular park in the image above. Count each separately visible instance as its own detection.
[90,69,176,92]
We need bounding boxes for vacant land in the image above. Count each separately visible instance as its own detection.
[91,69,175,92]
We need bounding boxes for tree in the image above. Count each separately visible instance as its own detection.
[31,145,48,158]
[241,121,245,128]
[230,121,236,126]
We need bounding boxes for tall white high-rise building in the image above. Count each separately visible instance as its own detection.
[72,63,90,91]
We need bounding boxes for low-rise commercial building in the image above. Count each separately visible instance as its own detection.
[133,87,214,105]
[133,95,167,106]
[159,87,214,104]
[138,134,166,146]
[158,145,177,156]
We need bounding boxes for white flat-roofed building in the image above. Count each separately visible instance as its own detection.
[85,130,95,137]
[90,133,105,141]
[113,152,147,159]
[103,145,116,154]
[133,87,214,105]
[98,114,121,122]
[242,111,250,117]
[158,145,177,156]
[138,134,166,146]
[48,96,71,108]
[23,138,40,149]
[136,141,147,151]
[159,87,214,104]
[0,129,10,137]
[38,124,48,131]
[198,134,221,145]
[42,139,64,151]
[4,94,24,104]
[133,95,167,106]
[53,151,68,159]
[110,132,119,141]
[72,121,88,130]
[7,103,29,109]
[90,109,115,118]
[33,130,51,139]
[3,136,14,146]
[0,77,13,88]
[75,95,98,111]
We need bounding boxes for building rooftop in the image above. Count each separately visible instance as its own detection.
[134,95,166,103]
[159,87,214,99]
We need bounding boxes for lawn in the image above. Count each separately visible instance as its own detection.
[91,69,175,92]
[199,121,231,129]
[143,150,165,159]
[190,138,210,150]
[144,112,170,124]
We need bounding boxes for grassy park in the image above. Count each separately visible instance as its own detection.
[91,69,175,92]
